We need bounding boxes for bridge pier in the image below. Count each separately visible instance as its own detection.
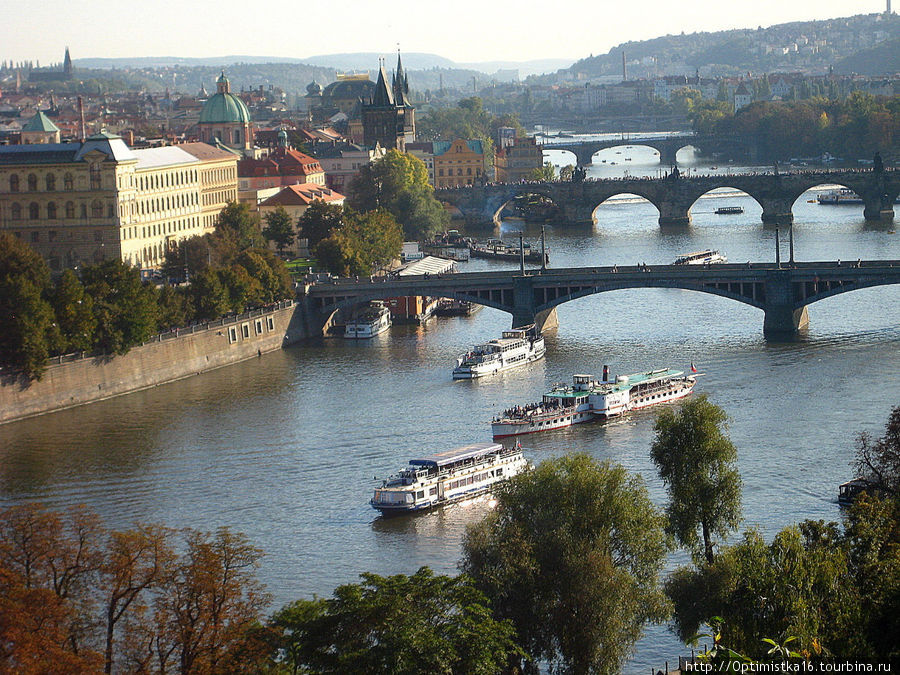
[762,271,808,337]
[658,202,691,227]
[760,198,794,225]
[863,197,895,222]
[658,146,678,166]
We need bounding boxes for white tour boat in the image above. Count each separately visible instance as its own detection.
[344,301,392,339]
[370,442,529,516]
[673,250,727,265]
[492,366,696,438]
[452,324,545,379]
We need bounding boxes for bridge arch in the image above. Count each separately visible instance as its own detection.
[688,186,763,216]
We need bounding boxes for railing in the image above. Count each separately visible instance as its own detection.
[47,300,296,366]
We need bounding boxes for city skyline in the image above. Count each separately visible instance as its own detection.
[2,0,891,68]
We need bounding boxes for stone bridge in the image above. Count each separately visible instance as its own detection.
[541,133,748,166]
[436,169,900,227]
[303,259,900,339]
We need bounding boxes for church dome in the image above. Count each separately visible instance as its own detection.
[199,71,251,124]
[306,80,322,95]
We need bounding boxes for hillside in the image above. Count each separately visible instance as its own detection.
[532,12,900,82]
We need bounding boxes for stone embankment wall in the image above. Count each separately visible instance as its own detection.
[0,301,308,425]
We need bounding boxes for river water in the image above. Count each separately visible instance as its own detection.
[2,144,898,672]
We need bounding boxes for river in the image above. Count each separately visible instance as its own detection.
[2,144,898,672]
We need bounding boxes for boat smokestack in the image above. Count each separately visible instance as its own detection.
[602,365,609,382]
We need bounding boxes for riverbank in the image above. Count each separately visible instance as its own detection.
[0,301,306,425]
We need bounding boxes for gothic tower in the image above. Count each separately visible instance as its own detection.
[63,47,72,77]
[361,54,416,151]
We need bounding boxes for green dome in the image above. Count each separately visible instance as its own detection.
[199,91,251,124]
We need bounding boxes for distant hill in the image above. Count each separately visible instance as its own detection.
[532,12,900,83]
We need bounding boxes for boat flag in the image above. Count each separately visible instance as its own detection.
[691,362,697,373]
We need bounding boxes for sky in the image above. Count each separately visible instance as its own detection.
[1,0,886,66]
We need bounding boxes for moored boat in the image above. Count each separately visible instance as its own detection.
[344,301,391,339]
[470,239,548,264]
[453,324,545,379]
[492,366,696,438]
[715,206,743,214]
[817,188,863,205]
[673,250,727,265]
[370,442,529,516]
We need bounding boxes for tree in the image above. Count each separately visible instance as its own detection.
[297,201,344,250]
[262,206,295,257]
[214,201,265,257]
[347,150,448,239]
[650,394,742,564]
[270,567,523,675]
[461,454,670,674]
[527,161,556,182]
[52,269,96,353]
[0,233,58,379]
[80,259,160,355]
[313,208,403,277]
[853,404,900,497]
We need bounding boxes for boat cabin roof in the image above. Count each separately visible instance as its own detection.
[410,442,503,469]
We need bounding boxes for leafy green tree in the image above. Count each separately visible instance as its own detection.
[52,269,96,353]
[214,201,265,257]
[81,259,160,355]
[650,394,742,564]
[313,209,403,276]
[0,233,58,379]
[527,161,556,182]
[189,268,230,321]
[262,206,295,257]
[348,150,448,239]
[235,249,293,302]
[666,522,865,661]
[156,284,191,330]
[462,454,670,675]
[297,201,344,250]
[269,567,523,675]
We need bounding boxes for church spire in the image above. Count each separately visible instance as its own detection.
[392,50,410,107]
[63,47,72,76]
[372,58,394,106]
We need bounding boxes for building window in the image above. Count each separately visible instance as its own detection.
[255,319,263,335]
[65,201,75,219]
[91,200,102,218]
[64,173,73,190]
[80,204,87,219]
[241,323,250,339]
[266,316,275,331]
[94,230,103,242]
[228,326,238,343]
[29,202,39,220]
[9,175,19,192]
[90,164,101,190]
[46,174,56,191]
[31,231,39,242]
[27,174,37,191]
[11,203,21,220]
[47,202,57,219]
[48,230,57,242]
[107,204,115,219]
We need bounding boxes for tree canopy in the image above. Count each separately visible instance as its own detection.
[261,205,295,256]
[650,394,743,564]
[853,404,900,497]
[347,150,448,240]
[314,208,403,277]
[270,567,523,675]
[461,453,670,675]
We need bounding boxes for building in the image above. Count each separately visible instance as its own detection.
[384,255,456,323]
[361,55,415,151]
[237,129,326,206]
[257,183,345,257]
[20,111,61,144]
[0,133,237,271]
[197,71,253,153]
[316,142,386,193]
[406,141,435,185]
[494,137,543,184]
[733,82,753,111]
[432,139,484,189]
[29,47,74,82]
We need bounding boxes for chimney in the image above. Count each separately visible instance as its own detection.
[602,365,610,382]
[77,96,86,141]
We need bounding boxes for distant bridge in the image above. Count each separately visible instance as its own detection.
[436,169,899,227]
[303,259,900,338]
[540,133,748,166]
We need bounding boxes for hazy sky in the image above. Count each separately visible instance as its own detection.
[3,0,885,65]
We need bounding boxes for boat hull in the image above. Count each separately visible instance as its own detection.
[492,409,594,438]
[453,343,545,379]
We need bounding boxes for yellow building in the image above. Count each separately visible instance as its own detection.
[432,139,485,189]
[0,133,237,271]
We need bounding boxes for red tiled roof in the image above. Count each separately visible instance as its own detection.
[259,183,345,207]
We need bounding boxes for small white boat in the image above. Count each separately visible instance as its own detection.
[453,325,545,379]
[344,301,391,339]
[673,250,727,265]
[370,442,529,516]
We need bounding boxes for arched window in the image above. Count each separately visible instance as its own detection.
[27,174,37,191]
[91,200,102,218]
[47,202,57,219]
[65,201,75,219]
[29,202,39,219]
[64,173,74,191]
[11,203,22,220]
[90,164,101,190]
[45,173,56,191]
[9,174,19,192]
[80,204,87,219]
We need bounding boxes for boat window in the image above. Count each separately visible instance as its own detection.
[416,490,424,499]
